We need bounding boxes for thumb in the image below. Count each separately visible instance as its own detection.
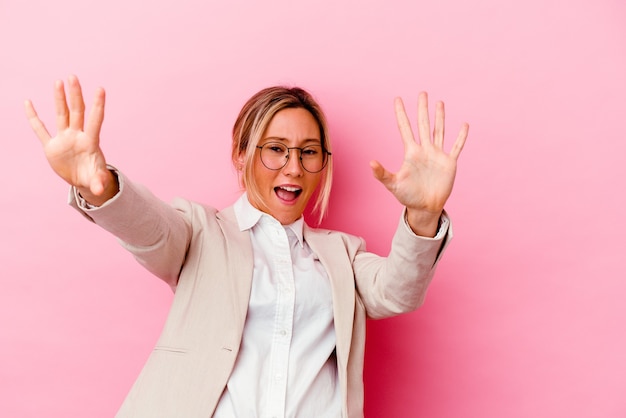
[89,167,110,196]
[89,176,105,196]
[369,160,393,186]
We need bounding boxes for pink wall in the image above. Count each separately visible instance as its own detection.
[2,0,625,416]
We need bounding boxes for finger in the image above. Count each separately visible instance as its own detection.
[433,100,445,149]
[54,80,69,131]
[394,97,416,151]
[417,92,432,146]
[68,75,85,131]
[24,100,52,145]
[449,123,469,161]
[85,87,106,142]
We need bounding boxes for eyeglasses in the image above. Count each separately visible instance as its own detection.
[256,142,331,173]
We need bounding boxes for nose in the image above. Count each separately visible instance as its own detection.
[282,149,304,176]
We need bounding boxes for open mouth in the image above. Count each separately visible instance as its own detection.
[274,186,302,202]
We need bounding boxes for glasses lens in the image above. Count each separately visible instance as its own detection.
[300,145,326,173]
[260,143,288,170]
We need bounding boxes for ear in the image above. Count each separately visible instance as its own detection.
[235,153,245,171]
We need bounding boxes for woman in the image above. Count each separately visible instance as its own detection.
[25,75,468,417]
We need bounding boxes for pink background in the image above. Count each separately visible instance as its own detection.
[2,0,625,416]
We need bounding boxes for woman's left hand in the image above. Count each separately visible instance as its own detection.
[370,92,468,237]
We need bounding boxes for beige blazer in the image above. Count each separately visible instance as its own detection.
[71,171,451,418]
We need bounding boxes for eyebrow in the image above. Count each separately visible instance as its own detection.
[261,136,322,145]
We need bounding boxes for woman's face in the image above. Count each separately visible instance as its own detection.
[248,107,324,225]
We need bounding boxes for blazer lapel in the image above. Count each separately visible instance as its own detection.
[304,226,355,369]
[216,206,254,345]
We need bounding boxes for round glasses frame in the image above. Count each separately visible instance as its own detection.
[256,142,332,173]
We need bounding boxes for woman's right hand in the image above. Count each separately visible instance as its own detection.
[25,75,118,206]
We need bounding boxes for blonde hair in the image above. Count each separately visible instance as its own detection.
[232,86,333,224]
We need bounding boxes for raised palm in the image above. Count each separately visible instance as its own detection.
[371,92,468,233]
[25,75,112,200]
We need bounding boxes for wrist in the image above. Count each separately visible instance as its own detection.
[77,170,119,207]
[405,208,442,237]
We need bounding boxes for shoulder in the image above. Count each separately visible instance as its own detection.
[169,198,240,236]
[169,197,219,219]
[304,224,367,255]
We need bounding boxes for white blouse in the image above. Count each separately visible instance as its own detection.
[213,194,340,418]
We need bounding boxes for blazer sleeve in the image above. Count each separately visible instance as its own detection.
[68,167,194,289]
[352,209,453,319]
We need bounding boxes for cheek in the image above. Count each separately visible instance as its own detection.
[250,156,264,181]
[251,160,276,192]
[304,175,323,197]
